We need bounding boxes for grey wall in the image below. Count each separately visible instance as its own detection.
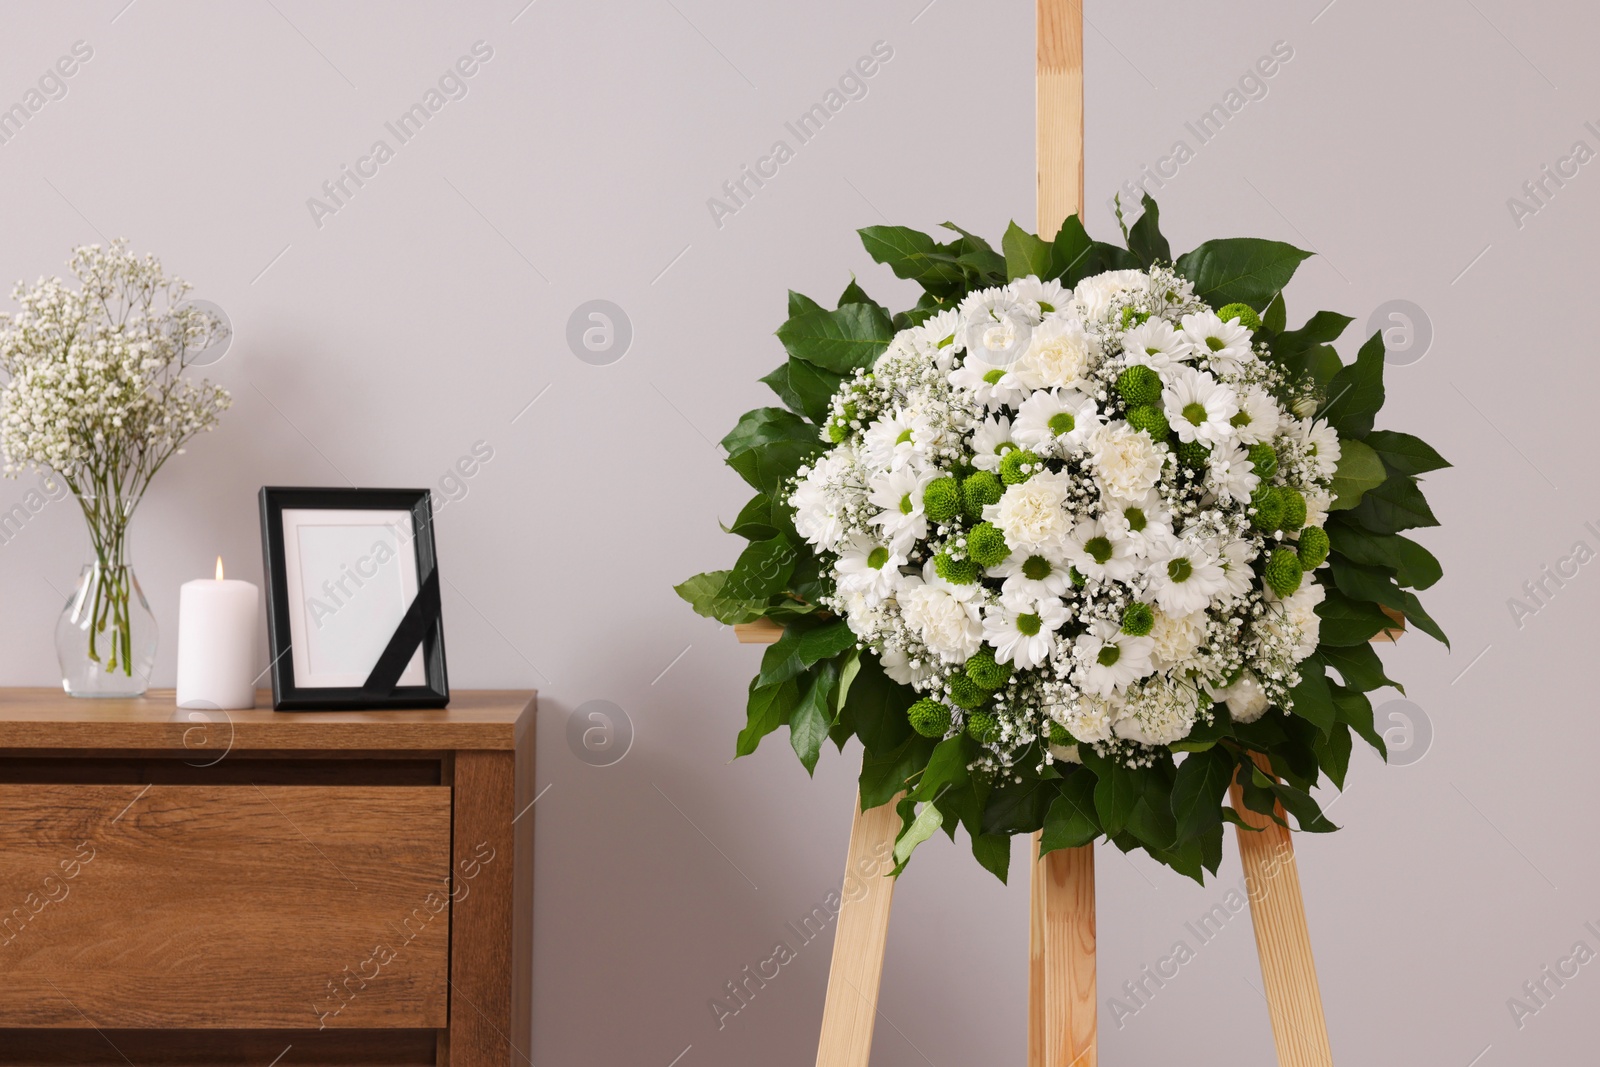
[0,0,1593,1063]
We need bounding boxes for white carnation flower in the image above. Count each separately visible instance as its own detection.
[1148,608,1206,669]
[1073,269,1148,324]
[1089,421,1167,501]
[898,576,984,664]
[985,472,1074,555]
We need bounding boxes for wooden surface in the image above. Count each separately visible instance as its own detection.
[0,1029,439,1066]
[0,689,535,752]
[0,784,452,1029]
[814,792,901,1067]
[734,619,784,644]
[442,750,526,1067]
[1229,752,1334,1067]
[1032,2,1094,1065]
[1036,0,1084,238]
[1031,841,1096,1067]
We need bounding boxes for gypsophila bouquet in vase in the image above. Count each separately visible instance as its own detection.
[679,196,1448,883]
[0,242,230,696]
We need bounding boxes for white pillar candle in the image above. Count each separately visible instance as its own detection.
[176,557,260,710]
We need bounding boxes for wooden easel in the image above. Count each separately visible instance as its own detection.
[733,5,1364,1063]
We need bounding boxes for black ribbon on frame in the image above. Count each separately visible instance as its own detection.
[361,568,441,696]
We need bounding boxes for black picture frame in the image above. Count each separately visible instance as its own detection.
[258,487,449,711]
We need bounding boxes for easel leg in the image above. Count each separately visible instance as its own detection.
[1030,838,1097,1067]
[1032,1,1094,1063]
[815,791,901,1067]
[1230,756,1334,1067]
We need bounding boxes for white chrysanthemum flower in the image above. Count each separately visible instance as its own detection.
[1163,366,1239,447]
[1012,315,1100,391]
[985,472,1074,555]
[989,550,1071,603]
[1293,418,1342,479]
[1012,388,1101,455]
[1120,318,1195,370]
[867,464,936,551]
[1113,675,1203,744]
[1148,608,1206,669]
[1216,538,1258,601]
[1303,490,1331,531]
[1207,443,1261,504]
[834,534,905,604]
[790,450,855,551]
[898,575,985,664]
[984,596,1068,670]
[949,349,1027,410]
[880,645,938,687]
[1062,516,1138,582]
[969,414,1016,473]
[1102,489,1172,557]
[861,411,920,472]
[1074,620,1156,697]
[1210,671,1270,723]
[1008,275,1071,313]
[1089,421,1167,501]
[1061,694,1117,744]
[1181,310,1254,375]
[1231,386,1282,446]
[1073,269,1148,323]
[1148,537,1228,615]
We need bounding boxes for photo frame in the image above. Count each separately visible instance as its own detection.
[258,487,449,710]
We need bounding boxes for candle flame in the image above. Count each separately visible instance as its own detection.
[216,556,225,581]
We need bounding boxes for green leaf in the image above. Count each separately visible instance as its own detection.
[1348,475,1439,534]
[755,627,807,687]
[1125,193,1172,267]
[1091,758,1140,837]
[841,653,914,756]
[1002,221,1054,281]
[893,800,945,867]
[1170,747,1235,844]
[722,407,821,496]
[674,570,764,625]
[1276,310,1353,356]
[1331,684,1384,757]
[725,535,798,602]
[912,735,972,803]
[1329,557,1408,615]
[721,406,813,456]
[1327,525,1443,590]
[775,302,895,374]
[859,735,934,809]
[760,358,846,424]
[1287,654,1336,736]
[1040,771,1100,853]
[722,494,778,542]
[1174,238,1312,309]
[982,777,1052,835]
[858,225,968,296]
[1315,588,1394,646]
[1262,291,1287,334]
[1314,722,1353,790]
[970,832,1011,883]
[738,677,799,756]
[797,619,858,663]
[1328,438,1387,511]
[1399,589,1449,647]
[1322,331,1386,438]
[788,290,824,317]
[1320,642,1402,694]
[837,278,875,308]
[790,662,838,774]
[1050,215,1097,284]
[1363,429,1450,476]
[1169,708,1234,752]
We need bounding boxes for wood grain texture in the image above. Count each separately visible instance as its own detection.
[512,705,536,1063]
[1229,753,1333,1067]
[0,784,452,1029]
[734,619,784,644]
[1030,839,1096,1067]
[445,750,523,1067]
[0,689,535,752]
[1032,3,1094,1066]
[0,1028,439,1066]
[814,792,900,1067]
[1036,0,1084,237]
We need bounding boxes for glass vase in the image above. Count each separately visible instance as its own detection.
[56,560,158,697]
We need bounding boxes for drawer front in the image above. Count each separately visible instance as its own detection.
[0,784,452,1029]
